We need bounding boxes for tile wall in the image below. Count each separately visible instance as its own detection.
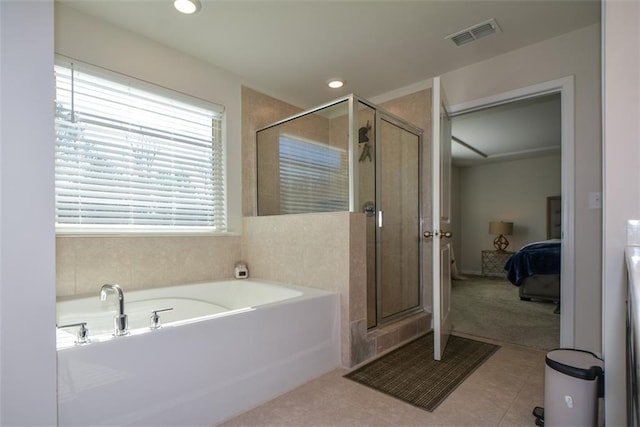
[55,87,301,299]
[241,203,430,368]
[56,86,432,368]
[379,89,434,313]
[241,87,303,217]
[242,212,365,366]
[56,235,241,297]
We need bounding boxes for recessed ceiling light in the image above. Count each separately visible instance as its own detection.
[328,79,344,89]
[174,0,201,14]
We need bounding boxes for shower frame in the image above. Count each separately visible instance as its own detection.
[255,94,425,329]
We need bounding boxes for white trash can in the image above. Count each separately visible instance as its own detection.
[542,349,604,427]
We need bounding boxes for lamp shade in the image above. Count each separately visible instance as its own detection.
[489,221,513,235]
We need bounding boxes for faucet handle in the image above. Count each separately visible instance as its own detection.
[150,308,174,329]
[58,322,90,345]
[113,313,129,337]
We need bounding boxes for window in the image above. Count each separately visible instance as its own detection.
[278,135,348,213]
[54,59,226,232]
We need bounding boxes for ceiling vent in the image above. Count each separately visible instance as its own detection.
[446,18,501,47]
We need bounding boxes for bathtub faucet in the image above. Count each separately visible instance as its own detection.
[100,283,128,336]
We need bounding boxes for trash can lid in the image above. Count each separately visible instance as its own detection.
[546,349,604,380]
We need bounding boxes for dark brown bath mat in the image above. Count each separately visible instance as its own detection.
[344,333,499,412]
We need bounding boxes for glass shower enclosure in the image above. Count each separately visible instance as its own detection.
[256,95,423,328]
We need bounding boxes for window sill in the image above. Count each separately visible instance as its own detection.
[55,228,240,238]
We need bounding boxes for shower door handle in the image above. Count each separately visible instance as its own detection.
[362,201,375,217]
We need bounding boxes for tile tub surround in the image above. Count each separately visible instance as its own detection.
[56,235,241,297]
[56,88,309,298]
[57,212,430,368]
[242,213,363,367]
[241,213,430,367]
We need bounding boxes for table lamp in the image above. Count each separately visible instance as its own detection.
[489,221,514,252]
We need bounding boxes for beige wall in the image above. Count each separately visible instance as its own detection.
[56,4,244,234]
[242,87,303,217]
[56,236,241,297]
[54,3,601,359]
[451,166,462,269]
[328,107,378,325]
[373,23,602,353]
[255,103,352,215]
[378,90,434,313]
[54,5,248,296]
[52,8,393,366]
[442,24,602,353]
[242,90,430,366]
[14,3,616,418]
[457,155,561,274]
[602,1,640,424]
[241,213,365,366]
[377,122,421,317]
[241,211,429,368]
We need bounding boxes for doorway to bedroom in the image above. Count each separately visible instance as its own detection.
[448,91,562,350]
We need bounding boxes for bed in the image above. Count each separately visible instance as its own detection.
[504,239,561,304]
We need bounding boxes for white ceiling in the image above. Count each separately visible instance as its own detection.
[59,0,600,109]
[451,93,561,167]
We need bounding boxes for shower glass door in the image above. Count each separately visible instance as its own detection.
[377,114,421,324]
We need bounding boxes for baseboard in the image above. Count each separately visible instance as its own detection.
[460,270,482,276]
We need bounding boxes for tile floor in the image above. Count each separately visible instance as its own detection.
[218,334,545,426]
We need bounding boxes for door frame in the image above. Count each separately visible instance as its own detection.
[432,76,453,359]
[447,76,575,348]
[375,111,425,326]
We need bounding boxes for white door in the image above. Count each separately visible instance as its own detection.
[430,76,453,360]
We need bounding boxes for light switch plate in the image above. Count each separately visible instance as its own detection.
[588,192,602,209]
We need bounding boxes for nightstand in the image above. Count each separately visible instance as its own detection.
[481,250,514,277]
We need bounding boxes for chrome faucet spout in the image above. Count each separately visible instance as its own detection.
[100,283,128,336]
[100,283,124,315]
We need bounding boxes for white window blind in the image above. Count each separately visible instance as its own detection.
[54,59,226,232]
[278,135,348,214]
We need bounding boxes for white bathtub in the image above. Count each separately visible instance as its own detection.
[56,279,340,426]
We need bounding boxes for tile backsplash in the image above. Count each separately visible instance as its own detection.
[56,235,241,298]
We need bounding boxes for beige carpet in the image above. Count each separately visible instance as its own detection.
[344,333,499,412]
[451,275,559,350]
